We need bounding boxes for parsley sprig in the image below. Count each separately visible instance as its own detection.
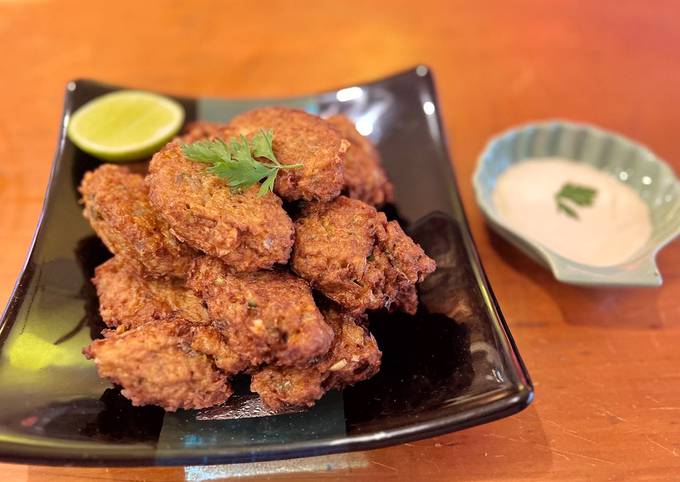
[555,182,597,219]
[181,129,302,196]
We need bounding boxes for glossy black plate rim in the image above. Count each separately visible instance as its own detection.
[0,66,533,466]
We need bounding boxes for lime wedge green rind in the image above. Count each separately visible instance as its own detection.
[67,90,185,162]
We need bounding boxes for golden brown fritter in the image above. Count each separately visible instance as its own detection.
[93,256,209,329]
[291,196,436,314]
[180,121,230,143]
[79,164,196,279]
[229,107,348,202]
[83,319,234,411]
[251,304,381,410]
[392,284,419,315]
[146,138,294,272]
[187,320,247,375]
[326,114,394,207]
[188,256,333,368]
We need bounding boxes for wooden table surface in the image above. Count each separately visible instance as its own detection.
[1,0,679,480]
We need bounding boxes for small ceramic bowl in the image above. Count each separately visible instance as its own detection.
[473,120,680,286]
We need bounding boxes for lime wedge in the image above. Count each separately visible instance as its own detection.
[67,90,185,162]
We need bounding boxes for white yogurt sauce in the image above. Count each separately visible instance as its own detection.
[492,158,652,267]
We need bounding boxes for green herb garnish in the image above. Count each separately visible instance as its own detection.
[555,182,597,219]
[181,129,302,196]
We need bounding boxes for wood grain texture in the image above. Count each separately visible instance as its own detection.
[1,0,679,480]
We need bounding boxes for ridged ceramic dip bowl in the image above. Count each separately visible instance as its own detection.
[473,120,680,286]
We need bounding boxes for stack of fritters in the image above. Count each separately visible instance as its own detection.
[81,107,436,412]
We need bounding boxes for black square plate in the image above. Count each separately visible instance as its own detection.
[0,66,532,466]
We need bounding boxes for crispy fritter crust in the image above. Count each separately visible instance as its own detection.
[79,164,196,279]
[187,320,247,374]
[146,138,294,271]
[326,115,394,206]
[83,319,234,411]
[180,121,231,143]
[392,284,419,315]
[291,196,436,314]
[251,305,381,410]
[188,256,333,367]
[230,107,348,202]
[93,256,209,329]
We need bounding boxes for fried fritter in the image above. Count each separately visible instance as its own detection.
[83,319,235,411]
[188,256,333,368]
[187,320,247,375]
[251,304,381,410]
[326,114,394,207]
[146,138,294,272]
[180,121,230,143]
[229,107,348,202]
[79,164,196,279]
[291,196,436,314]
[93,256,209,329]
[392,284,419,315]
